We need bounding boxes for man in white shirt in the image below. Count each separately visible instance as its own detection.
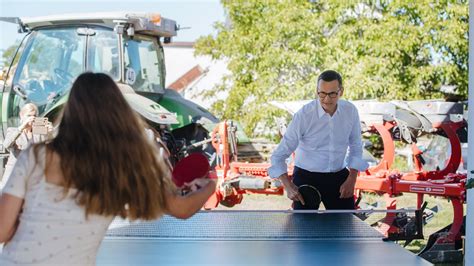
[268,70,368,210]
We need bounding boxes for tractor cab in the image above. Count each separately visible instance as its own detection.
[0,12,219,167]
[1,12,178,125]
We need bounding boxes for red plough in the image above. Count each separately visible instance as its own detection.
[200,100,467,263]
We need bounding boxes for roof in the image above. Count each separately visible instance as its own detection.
[168,65,205,92]
[1,12,177,37]
[163,42,195,48]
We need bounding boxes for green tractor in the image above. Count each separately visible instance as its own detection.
[0,12,219,171]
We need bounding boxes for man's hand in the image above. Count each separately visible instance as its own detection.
[339,168,358,198]
[278,174,305,205]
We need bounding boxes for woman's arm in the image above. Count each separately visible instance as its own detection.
[165,179,216,219]
[0,147,34,243]
[0,193,23,243]
[3,127,22,151]
[4,117,35,150]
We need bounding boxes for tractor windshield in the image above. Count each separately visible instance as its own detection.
[12,27,119,114]
[123,35,165,94]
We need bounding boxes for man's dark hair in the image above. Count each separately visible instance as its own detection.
[317,70,343,88]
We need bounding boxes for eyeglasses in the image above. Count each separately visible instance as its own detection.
[317,89,341,99]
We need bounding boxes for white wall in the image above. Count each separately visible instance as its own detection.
[164,46,229,110]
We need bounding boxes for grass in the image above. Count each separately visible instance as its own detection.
[361,193,465,252]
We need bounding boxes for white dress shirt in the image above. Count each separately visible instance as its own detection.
[268,99,368,178]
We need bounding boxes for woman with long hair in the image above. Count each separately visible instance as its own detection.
[0,72,215,265]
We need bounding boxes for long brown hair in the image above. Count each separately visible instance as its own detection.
[49,72,173,220]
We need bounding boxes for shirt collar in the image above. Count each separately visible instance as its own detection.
[317,100,325,118]
[317,99,340,118]
[335,102,341,115]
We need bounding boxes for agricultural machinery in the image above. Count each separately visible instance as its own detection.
[205,99,467,263]
[0,12,218,170]
[0,12,468,264]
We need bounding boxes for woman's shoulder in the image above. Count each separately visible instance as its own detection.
[5,126,20,133]
[4,127,21,139]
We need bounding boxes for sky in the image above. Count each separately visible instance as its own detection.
[0,0,225,51]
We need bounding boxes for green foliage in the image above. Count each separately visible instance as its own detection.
[195,0,468,136]
[364,134,383,157]
[467,178,474,189]
[2,41,21,68]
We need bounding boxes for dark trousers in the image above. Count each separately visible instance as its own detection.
[292,166,355,210]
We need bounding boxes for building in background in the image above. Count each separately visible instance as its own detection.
[164,42,229,110]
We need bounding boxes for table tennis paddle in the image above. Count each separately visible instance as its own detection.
[293,184,322,210]
[172,153,210,187]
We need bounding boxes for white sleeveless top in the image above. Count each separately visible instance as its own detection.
[0,146,114,265]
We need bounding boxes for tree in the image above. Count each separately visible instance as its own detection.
[195,0,468,136]
[2,41,21,69]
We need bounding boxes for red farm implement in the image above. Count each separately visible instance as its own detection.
[198,100,466,263]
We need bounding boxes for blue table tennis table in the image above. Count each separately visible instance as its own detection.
[97,211,431,265]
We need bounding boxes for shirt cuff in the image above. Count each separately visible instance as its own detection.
[267,165,287,179]
[346,157,369,172]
